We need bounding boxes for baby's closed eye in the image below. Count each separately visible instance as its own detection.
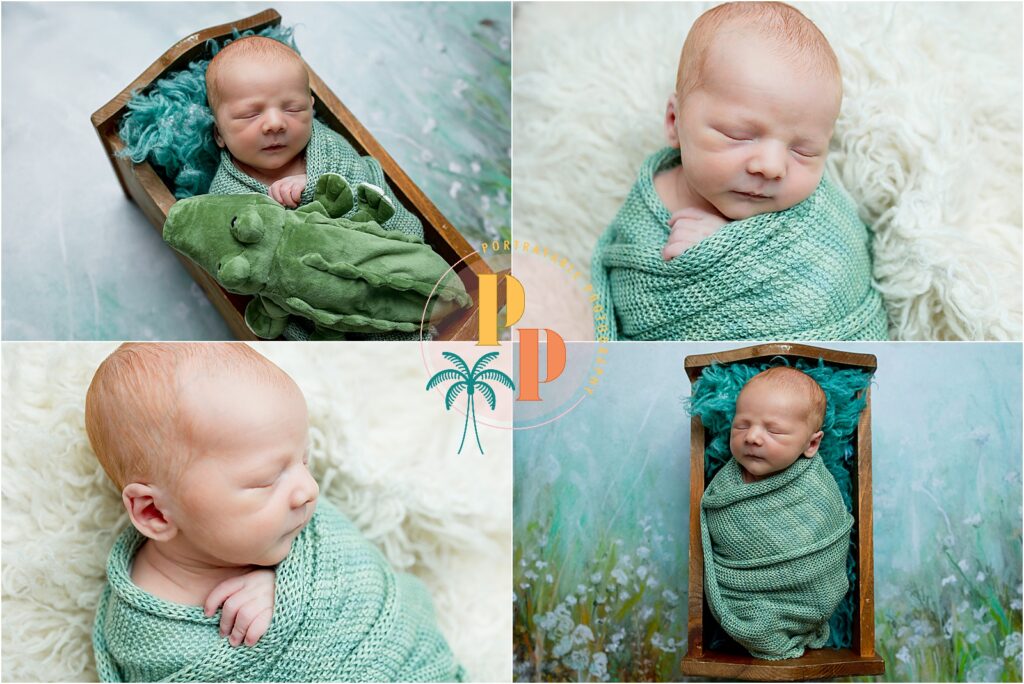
[716,128,752,141]
[247,470,281,489]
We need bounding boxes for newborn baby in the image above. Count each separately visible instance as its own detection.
[205,36,423,238]
[591,1,888,341]
[700,366,853,660]
[656,2,840,258]
[86,343,464,682]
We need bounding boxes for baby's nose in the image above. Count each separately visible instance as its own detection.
[292,470,319,508]
[262,110,287,133]
[747,143,786,180]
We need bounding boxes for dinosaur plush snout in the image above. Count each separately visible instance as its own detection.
[231,207,265,244]
[218,255,252,289]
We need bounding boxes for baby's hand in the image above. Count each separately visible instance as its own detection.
[204,568,276,647]
[661,208,729,260]
[268,174,307,208]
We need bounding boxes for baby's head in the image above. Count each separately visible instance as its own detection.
[85,343,319,567]
[667,2,842,220]
[730,366,826,481]
[206,36,315,180]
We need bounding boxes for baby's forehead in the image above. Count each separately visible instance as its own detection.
[207,40,309,105]
[703,28,822,83]
[176,368,307,445]
[736,374,817,412]
[213,50,307,86]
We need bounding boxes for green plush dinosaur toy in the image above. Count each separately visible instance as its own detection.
[163,174,472,339]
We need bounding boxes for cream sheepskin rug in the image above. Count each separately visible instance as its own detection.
[1,343,510,682]
[513,2,1022,340]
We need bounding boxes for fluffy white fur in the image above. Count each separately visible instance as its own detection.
[1,343,510,682]
[513,2,1021,340]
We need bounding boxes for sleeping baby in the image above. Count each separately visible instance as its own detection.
[700,366,853,660]
[85,343,464,682]
[591,1,888,341]
[205,35,423,239]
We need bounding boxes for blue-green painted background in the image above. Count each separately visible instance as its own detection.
[514,343,1022,682]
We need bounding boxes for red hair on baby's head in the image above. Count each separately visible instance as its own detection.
[675,2,841,107]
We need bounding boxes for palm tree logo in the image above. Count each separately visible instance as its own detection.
[426,351,515,454]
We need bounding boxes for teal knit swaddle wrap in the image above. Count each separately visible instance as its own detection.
[210,118,425,240]
[700,456,854,660]
[93,500,465,682]
[591,148,889,341]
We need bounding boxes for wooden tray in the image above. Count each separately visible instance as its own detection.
[681,343,885,681]
[90,8,491,341]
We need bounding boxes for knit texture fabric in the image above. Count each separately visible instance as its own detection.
[701,456,854,660]
[210,119,424,239]
[93,499,466,682]
[591,148,890,341]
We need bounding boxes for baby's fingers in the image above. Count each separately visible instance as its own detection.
[227,598,265,647]
[288,182,303,207]
[667,220,693,239]
[662,241,689,261]
[219,590,256,638]
[242,607,274,647]
[204,576,245,617]
[268,183,282,206]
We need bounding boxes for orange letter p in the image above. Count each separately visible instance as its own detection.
[516,329,567,401]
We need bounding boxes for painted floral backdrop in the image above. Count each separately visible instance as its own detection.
[513,343,1022,682]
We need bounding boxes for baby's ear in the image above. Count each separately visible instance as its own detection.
[213,124,225,149]
[122,483,178,541]
[803,430,824,458]
[664,96,681,148]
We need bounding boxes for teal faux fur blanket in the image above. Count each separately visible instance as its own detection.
[701,456,854,660]
[93,500,466,682]
[210,119,424,239]
[591,148,889,341]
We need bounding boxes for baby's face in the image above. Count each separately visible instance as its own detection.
[165,372,319,567]
[670,33,840,220]
[211,55,314,178]
[730,379,822,482]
